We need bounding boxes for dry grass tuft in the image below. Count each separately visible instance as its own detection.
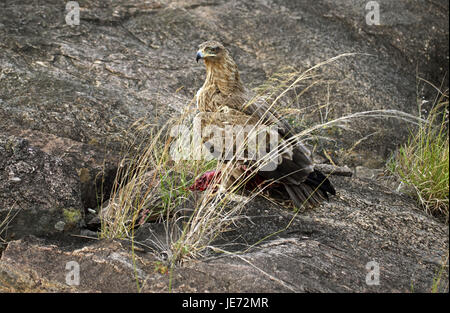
[389,87,448,221]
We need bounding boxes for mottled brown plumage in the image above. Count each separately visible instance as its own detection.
[193,40,335,207]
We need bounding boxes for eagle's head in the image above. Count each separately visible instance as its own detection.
[196,40,228,64]
[195,40,243,98]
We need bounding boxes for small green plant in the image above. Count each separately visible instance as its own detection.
[389,90,449,221]
[154,261,169,275]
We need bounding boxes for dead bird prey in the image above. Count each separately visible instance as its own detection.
[190,40,335,208]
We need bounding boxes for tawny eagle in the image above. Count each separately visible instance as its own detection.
[189,40,335,208]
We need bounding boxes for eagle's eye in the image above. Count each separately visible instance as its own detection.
[209,46,219,53]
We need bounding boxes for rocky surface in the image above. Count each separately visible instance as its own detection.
[0,175,448,292]
[0,0,448,292]
[0,135,84,239]
[1,0,448,167]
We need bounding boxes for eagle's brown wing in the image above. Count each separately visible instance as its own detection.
[211,86,316,181]
[194,109,335,208]
[205,86,293,137]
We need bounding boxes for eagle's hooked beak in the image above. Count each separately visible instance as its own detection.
[196,50,204,63]
[196,49,216,62]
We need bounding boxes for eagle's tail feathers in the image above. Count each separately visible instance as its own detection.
[283,170,334,208]
[305,170,336,196]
